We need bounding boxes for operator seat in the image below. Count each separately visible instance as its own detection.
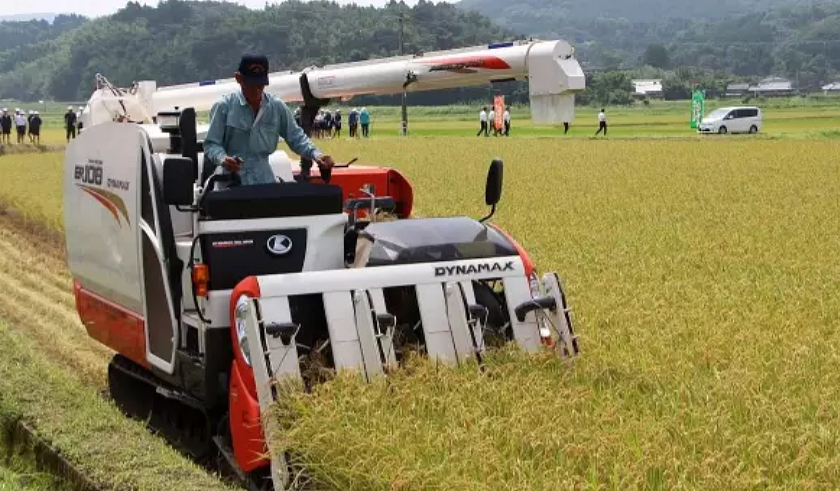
[200,182,344,220]
[197,149,345,221]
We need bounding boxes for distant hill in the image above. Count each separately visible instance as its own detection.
[0,13,58,23]
[456,0,840,88]
[0,14,87,52]
[1,0,838,106]
[0,0,515,103]
[456,0,828,25]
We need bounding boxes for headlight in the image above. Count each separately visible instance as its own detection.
[235,295,252,366]
[528,271,541,298]
[528,271,552,339]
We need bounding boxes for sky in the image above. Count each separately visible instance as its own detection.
[0,0,440,19]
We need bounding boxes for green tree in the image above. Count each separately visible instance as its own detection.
[642,43,670,69]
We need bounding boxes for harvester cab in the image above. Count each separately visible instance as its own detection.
[64,38,584,490]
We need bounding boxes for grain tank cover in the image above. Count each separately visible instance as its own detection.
[355,216,518,267]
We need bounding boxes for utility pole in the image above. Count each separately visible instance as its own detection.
[399,12,408,137]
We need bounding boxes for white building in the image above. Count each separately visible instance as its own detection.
[749,77,794,97]
[822,82,840,94]
[631,79,664,98]
[725,82,750,97]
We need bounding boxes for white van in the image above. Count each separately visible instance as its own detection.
[698,106,762,134]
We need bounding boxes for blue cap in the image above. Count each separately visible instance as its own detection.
[237,53,270,86]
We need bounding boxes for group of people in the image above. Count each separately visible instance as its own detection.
[477,106,511,137]
[1,108,43,145]
[477,106,609,136]
[0,105,86,148]
[292,107,371,139]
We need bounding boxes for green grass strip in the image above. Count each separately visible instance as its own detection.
[0,319,237,491]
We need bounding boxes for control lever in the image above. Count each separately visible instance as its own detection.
[198,165,241,207]
[317,157,356,184]
[334,157,358,168]
[319,162,332,184]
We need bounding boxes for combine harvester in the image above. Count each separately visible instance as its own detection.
[64,39,584,490]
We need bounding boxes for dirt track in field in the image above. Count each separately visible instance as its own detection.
[0,209,111,389]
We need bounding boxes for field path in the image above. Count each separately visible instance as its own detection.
[0,211,111,389]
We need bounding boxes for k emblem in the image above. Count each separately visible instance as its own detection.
[266,234,292,256]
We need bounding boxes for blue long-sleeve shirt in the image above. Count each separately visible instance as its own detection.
[203,90,322,185]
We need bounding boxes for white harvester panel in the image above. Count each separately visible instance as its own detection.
[63,122,145,314]
[64,122,181,373]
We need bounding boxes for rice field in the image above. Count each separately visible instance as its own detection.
[0,105,839,489]
[1,97,839,145]
[271,136,840,490]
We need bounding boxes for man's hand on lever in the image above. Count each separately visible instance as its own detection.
[314,154,336,183]
[314,154,335,170]
[222,155,243,173]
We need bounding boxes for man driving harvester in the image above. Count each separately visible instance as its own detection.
[204,53,335,187]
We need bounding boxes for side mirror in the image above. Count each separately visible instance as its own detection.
[485,158,503,206]
[480,158,503,222]
[179,107,199,175]
[163,157,196,206]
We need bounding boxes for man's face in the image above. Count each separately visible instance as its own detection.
[235,72,265,104]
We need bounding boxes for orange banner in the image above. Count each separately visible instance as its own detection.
[493,95,504,131]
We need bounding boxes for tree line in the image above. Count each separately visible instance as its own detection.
[0,0,838,106]
[456,0,840,92]
[0,0,517,104]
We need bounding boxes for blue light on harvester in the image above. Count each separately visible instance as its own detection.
[198,80,217,86]
[488,42,514,49]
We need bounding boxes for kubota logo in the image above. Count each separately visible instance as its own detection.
[266,234,293,256]
[434,261,515,277]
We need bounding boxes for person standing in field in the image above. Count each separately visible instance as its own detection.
[0,109,11,145]
[27,110,35,143]
[348,108,358,138]
[14,110,26,144]
[323,110,333,138]
[489,107,497,136]
[313,111,323,139]
[594,108,607,136]
[64,106,77,142]
[28,111,42,145]
[563,122,570,134]
[333,109,342,138]
[503,107,510,136]
[477,107,488,136]
[360,107,370,137]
